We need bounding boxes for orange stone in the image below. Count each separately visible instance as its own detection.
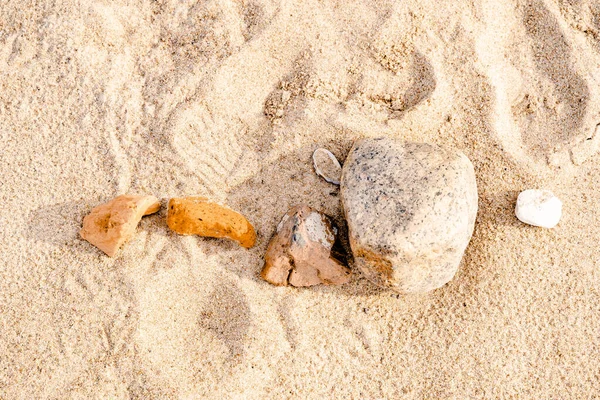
[80,195,161,257]
[166,197,256,248]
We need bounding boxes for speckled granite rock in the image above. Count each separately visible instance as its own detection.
[340,138,478,293]
[80,195,161,257]
[261,205,351,287]
[167,197,256,248]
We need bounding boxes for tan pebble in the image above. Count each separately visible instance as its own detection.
[80,194,161,257]
[261,205,351,287]
[166,197,256,248]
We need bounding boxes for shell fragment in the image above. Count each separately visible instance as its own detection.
[313,148,342,185]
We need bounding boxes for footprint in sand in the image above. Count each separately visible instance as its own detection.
[354,44,437,120]
[554,0,600,53]
[478,0,600,171]
[162,0,337,194]
[124,226,289,397]
[128,235,246,397]
[260,1,446,138]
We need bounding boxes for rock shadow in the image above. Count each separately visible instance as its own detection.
[479,190,523,228]
[25,199,92,246]
[197,280,251,362]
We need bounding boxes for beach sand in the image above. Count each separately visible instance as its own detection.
[1,0,599,398]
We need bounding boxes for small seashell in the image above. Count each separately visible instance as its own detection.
[312,148,342,185]
[515,189,562,228]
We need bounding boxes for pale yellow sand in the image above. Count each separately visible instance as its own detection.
[1,0,600,398]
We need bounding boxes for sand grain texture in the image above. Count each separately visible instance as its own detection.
[1,0,599,398]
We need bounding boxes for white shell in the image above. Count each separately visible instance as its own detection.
[515,189,562,228]
[312,148,342,185]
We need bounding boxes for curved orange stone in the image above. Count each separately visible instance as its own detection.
[80,194,161,257]
[166,197,256,249]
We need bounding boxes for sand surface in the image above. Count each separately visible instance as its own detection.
[1,0,600,398]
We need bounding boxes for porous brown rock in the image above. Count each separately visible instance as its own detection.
[341,138,478,293]
[166,197,256,248]
[80,195,161,257]
[261,205,351,287]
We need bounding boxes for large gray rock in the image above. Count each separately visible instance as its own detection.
[340,138,478,293]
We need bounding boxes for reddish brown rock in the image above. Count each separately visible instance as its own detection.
[166,197,256,248]
[261,205,351,287]
[80,195,161,257]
